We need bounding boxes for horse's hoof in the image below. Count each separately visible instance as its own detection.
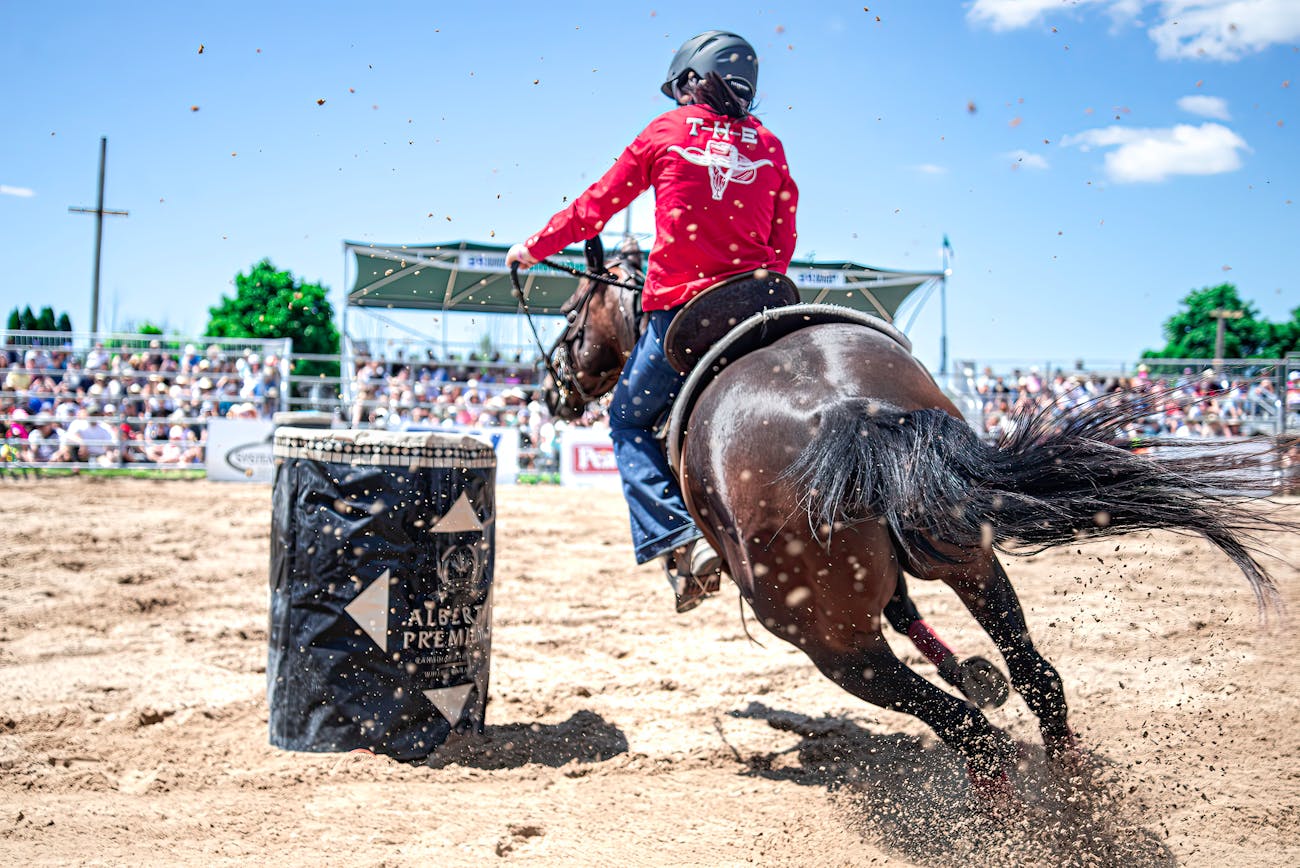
[966,765,1022,817]
[1044,728,1090,783]
[958,656,1011,709]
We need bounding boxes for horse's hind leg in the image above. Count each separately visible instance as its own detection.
[942,554,1077,760]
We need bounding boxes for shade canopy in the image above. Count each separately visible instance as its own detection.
[346,240,941,323]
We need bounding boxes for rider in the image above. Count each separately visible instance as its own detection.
[507,30,798,613]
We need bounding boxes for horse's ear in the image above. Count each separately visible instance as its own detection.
[584,235,606,274]
[618,234,642,272]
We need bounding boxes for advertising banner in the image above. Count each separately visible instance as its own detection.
[405,425,519,485]
[559,427,621,489]
[206,418,276,482]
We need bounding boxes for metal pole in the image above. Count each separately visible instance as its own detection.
[91,137,106,336]
[1210,307,1244,379]
[939,239,950,378]
[70,136,127,337]
[1213,315,1226,374]
[340,243,353,414]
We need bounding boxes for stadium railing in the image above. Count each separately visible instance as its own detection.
[2,330,291,470]
[945,357,1298,440]
[6,334,1295,486]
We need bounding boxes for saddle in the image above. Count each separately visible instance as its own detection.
[666,302,913,473]
[662,270,801,374]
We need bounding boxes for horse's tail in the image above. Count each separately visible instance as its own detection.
[785,397,1284,615]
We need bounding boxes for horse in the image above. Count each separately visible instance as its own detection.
[535,245,1283,805]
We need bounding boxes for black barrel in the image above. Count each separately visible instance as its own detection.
[268,428,496,759]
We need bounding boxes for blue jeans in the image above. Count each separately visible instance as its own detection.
[608,308,701,564]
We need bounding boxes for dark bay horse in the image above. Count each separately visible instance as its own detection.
[538,250,1282,804]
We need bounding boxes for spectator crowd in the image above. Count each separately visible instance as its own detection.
[6,333,1298,470]
[2,338,284,466]
[962,363,1300,441]
[343,350,606,471]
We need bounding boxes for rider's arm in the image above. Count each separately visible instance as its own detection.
[523,131,654,263]
[770,154,799,274]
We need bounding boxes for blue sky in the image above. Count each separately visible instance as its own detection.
[1,1,1296,372]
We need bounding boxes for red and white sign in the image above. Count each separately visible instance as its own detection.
[560,427,621,488]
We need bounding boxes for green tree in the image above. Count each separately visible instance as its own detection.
[35,306,57,332]
[56,312,73,332]
[6,308,19,332]
[1142,283,1274,360]
[206,259,340,380]
[1262,306,1300,358]
[19,306,36,331]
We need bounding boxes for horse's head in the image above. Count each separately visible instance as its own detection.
[543,236,644,421]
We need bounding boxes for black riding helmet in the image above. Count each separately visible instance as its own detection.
[660,30,757,104]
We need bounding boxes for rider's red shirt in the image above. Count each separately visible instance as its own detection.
[524,105,799,311]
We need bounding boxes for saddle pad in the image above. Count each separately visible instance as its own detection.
[662,271,800,374]
[666,303,913,473]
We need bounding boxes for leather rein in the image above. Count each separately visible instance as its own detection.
[509,254,644,408]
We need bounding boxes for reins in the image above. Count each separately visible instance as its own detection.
[533,256,644,291]
[509,259,642,408]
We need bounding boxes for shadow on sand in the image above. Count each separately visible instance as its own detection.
[725,701,1176,868]
[422,709,629,771]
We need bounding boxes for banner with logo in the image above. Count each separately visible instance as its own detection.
[559,427,621,488]
[405,425,519,485]
[206,418,276,482]
[791,268,847,289]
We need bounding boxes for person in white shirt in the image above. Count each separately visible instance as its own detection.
[61,403,120,465]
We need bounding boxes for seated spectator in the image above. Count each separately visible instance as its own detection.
[55,402,120,465]
[228,402,261,420]
[22,417,62,463]
[7,407,31,442]
[181,343,201,374]
[84,341,109,371]
[4,359,31,393]
[147,424,202,465]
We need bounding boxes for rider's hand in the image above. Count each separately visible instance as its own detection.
[506,243,538,270]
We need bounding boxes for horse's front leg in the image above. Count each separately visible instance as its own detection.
[940,554,1078,764]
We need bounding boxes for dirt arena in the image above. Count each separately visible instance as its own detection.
[0,478,1296,866]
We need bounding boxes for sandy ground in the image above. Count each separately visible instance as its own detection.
[0,477,1296,867]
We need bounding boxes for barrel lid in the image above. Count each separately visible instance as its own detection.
[274,427,496,468]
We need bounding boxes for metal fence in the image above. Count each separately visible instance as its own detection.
[2,330,291,470]
[4,329,1297,481]
[941,356,1300,440]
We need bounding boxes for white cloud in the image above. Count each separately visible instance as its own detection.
[0,185,35,198]
[967,0,1107,31]
[1006,149,1051,170]
[1149,0,1300,60]
[1060,122,1249,182]
[968,0,1300,61]
[914,163,949,175]
[1177,94,1231,119]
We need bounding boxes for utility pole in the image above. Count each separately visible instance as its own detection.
[1210,307,1244,378]
[69,137,129,336]
[940,235,952,378]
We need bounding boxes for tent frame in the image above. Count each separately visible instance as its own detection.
[340,238,948,403]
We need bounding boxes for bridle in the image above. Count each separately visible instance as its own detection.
[509,244,644,411]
